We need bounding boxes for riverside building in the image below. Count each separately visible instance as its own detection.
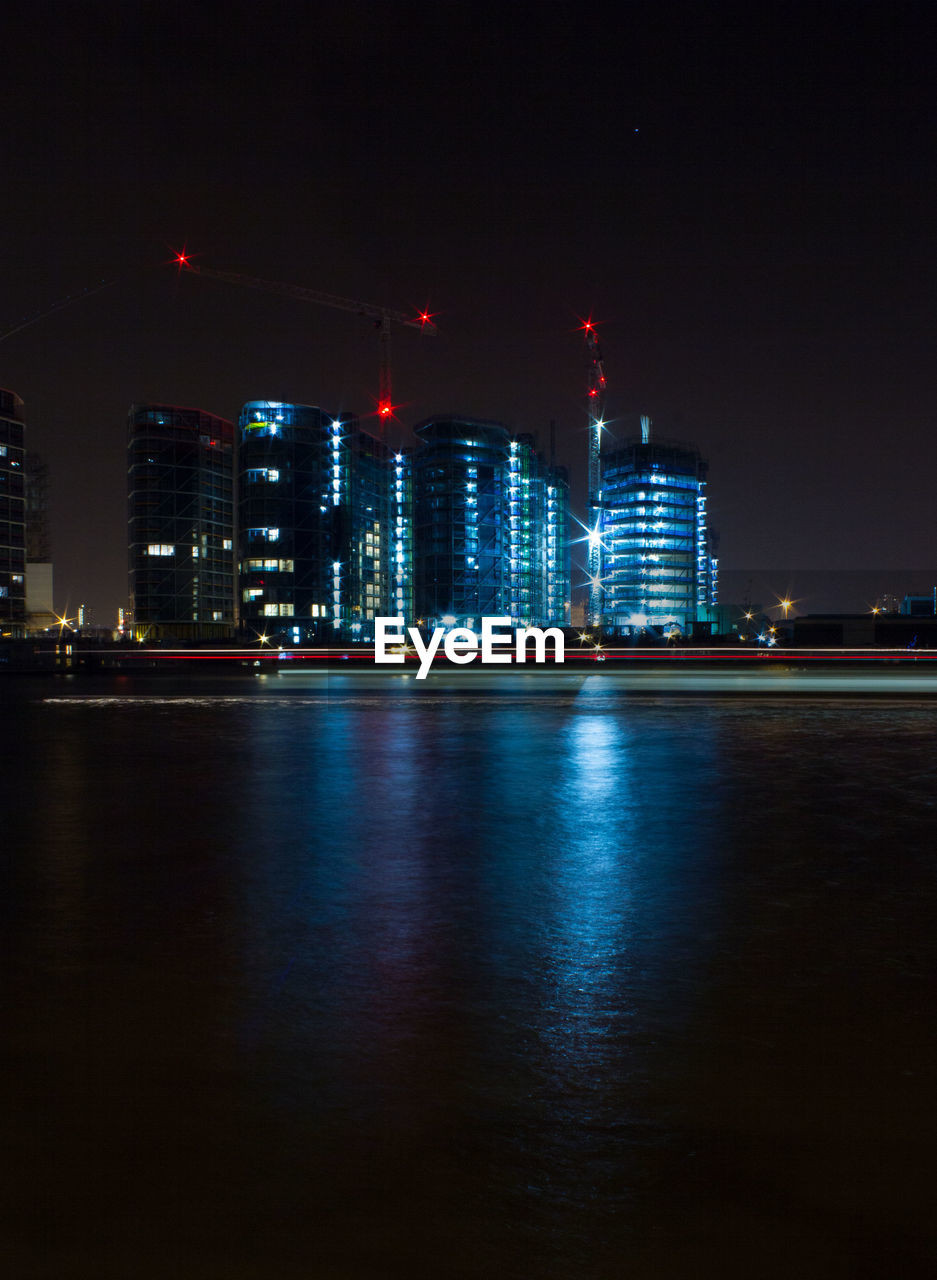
[600,424,717,635]
[127,404,236,639]
[127,399,569,645]
[237,407,568,643]
[410,416,569,631]
[238,401,393,641]
[0,389,27,637]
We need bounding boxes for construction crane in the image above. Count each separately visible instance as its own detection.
[583,319,607,627]
[0,278,119,346]
[174,253,437,435]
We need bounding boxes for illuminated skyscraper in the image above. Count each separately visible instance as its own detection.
[238,401,392,641]
[507,433,570,628]
[389,449,413,625]
[0,389,27,637]
[411,416,569,630]
[127,404,236,639]
[600,427,717,634]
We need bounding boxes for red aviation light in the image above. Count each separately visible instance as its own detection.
[170,244,195,274]
[415,306,439,333]
[371,393,400,423]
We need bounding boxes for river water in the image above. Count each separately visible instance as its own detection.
[3,671,936,1278]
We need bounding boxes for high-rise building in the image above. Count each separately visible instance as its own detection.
[390,448,413,625]
[412,418,510,626]
[127,403,236,639]
[338,419,392,637]
[507,434,570,628]
[238,401,392,642]
[600,427,717,634]
[0,388,26,638]
[25,452,51,562]
[411,416,570,630]
[25,452,54,633]
[237,405,569,643]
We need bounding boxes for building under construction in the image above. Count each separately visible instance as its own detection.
[238,400,392,641]
[233,405,570,641]
[127,404,236,640]
[0,387,26,637]
[600,422,718,635]
[410,417,569,631]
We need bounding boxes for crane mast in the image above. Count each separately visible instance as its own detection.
[176,257,437,436]
[584,320,606,628]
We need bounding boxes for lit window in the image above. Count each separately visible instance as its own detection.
[263,604,279,616]
[223,539,232,550]
[146,544,175,556]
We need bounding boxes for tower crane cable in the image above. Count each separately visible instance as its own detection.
[175,256,437,435]
[0,278,120,345]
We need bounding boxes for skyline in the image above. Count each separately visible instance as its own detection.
[3,2,937,619]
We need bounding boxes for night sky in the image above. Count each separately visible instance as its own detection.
[3,1,936,620]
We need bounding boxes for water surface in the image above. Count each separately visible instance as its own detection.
[3,672,936,1277]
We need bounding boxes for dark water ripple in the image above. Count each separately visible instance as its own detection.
[2,675,936,1278]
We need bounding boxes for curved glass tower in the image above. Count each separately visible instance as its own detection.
[411,417,569,630]
[238,401,392,641]
[601,433,715,634]
[127,403,235,639]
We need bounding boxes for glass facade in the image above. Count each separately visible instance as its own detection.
[601,437,716,634]
[239,401,334,640]
[544,469,570,626]
[238,401,391,642]
[25,452,51,562]
[0,388,26,637]
[338,424,392,636]
[390,450,413,624]
[412,416,570,630]
[127,404,235,639]
[508,434,571,628]
[412,418,510,627]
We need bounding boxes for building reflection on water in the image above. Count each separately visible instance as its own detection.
[5,677,935,1277]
